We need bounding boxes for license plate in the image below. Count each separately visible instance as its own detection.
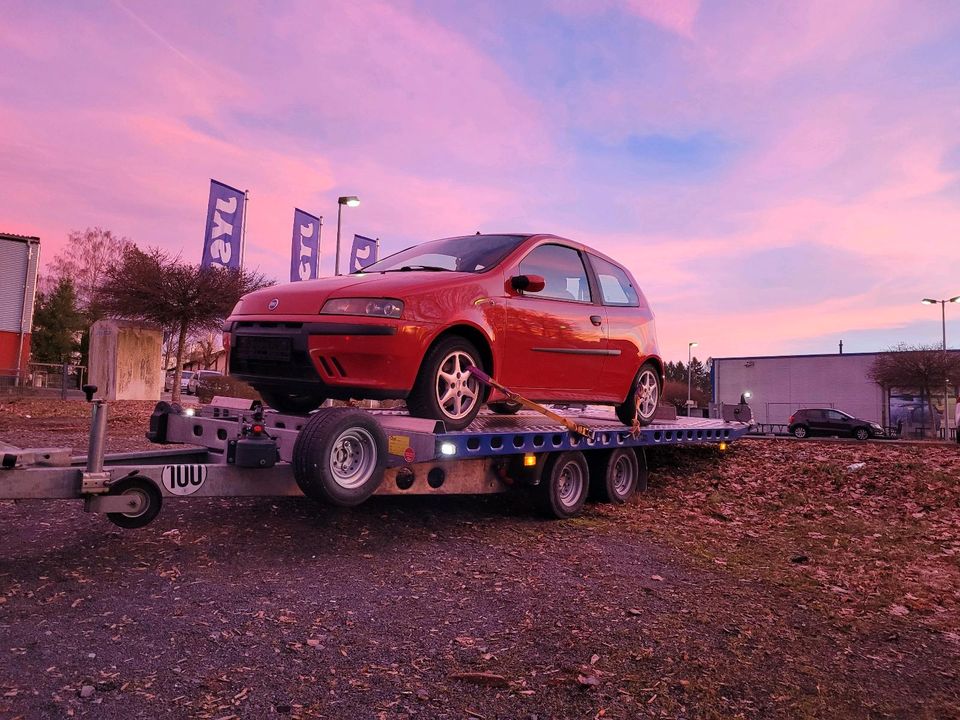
[235,336,292,362]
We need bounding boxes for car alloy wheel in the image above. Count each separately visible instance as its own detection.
[793,425,808,439]
[435,349,480,422]
[616,362,661,426]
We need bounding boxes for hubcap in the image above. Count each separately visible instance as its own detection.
[329,428,377,489]
[611,455,634,496]
[634,369,659,420]
[435,350,480,420]
[119,488,148,517]
[556,460,584,508]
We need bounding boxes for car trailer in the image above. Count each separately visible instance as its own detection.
[0,385,751,528]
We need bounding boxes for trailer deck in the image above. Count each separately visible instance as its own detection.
[1,391,751,527]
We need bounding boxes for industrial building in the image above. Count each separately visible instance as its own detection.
[711,351,959,437]
[0,233,40,382]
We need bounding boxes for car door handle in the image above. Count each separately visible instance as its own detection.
[589,315,603,326]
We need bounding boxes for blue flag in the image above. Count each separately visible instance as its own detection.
[290,209,322,282]
[201,179,245,270]
[349,234,378,272]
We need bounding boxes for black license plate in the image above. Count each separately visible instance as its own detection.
[235,336,292,363]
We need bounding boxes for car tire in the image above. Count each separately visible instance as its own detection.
[488,400,522,415]
[259,389,327,414]
[407,336,485,430]
[615,362,661,427]
[792,424,808,439]
[293,408,387,506]
[537,451,590,519]
[854,427,870,441]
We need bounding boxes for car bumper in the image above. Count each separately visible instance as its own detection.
[225,317,430,400]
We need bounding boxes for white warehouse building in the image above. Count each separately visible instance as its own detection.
[711,351,959,434]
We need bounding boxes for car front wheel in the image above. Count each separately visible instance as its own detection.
[854,427,870,441]
[407,336,484,430]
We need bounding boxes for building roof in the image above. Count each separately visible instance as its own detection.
[713,349,960,362]
[0,233,40,244]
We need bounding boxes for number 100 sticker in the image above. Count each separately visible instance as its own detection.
[161,465,207,495]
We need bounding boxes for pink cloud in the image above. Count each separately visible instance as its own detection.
[623,0,700,37]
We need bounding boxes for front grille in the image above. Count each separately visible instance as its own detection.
[234,335,292,363]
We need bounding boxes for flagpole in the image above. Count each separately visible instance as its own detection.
[317,215,324,279]
[239,189,249,270]
[375,237,380,263]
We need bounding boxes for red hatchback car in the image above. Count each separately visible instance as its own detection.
[224,233,663,429]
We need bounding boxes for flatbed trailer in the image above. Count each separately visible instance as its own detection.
[0,388,750,528]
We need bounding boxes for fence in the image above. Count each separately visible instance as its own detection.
[0,363,87,398]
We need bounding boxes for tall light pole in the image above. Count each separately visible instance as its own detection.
[335,195,360,276]
[921,295,960,438]
[687,341,698,416]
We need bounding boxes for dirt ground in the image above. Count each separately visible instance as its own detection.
[0,398,958,719]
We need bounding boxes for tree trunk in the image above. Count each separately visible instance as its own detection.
[171,321,188,404]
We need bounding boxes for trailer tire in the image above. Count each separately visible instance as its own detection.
[293,409,387,507]
[106,477,163,529]
[589,448,641,504]
[538,451,589,519]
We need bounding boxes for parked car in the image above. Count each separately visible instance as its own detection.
[164,370,195,394]
[224,233,663,429]
[187,370,223,395]
[788,408,884,440]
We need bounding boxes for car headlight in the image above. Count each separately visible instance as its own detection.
[321,297,404,318]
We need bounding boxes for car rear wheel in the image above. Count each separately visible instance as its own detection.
[488,400,522,415]
[615,362,661,427]
[259,389,327,414]
[792,424,808,439]
[407,336,484,430]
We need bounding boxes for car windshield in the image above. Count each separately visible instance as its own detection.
[361,234,527,274]
[182,372,194,379]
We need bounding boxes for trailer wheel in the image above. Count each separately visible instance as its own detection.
[106,477,163,529]
[589,448,642,504]
[538,451,589,519]
[293,409,387,506]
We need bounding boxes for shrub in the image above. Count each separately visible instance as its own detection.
[195,375,262,404]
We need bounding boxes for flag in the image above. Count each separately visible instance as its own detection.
[290,209,322,281]
[349,234,378,272]
[201,179,245,270]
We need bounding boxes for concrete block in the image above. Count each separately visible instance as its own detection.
[88,319,163,401]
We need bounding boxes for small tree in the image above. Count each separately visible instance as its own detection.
[48,227,135,318]
[31,277,84,363]
[869,343,960,427]
[100,248,271,402]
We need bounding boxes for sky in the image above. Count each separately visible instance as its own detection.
[2,0,960,363]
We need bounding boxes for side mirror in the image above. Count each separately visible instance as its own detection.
[510,274,546,293]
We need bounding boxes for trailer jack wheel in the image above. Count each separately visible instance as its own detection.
[106,477,163,529]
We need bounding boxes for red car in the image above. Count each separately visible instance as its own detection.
[224,233,663,429]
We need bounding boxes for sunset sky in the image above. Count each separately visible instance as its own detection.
[3,0,960,363]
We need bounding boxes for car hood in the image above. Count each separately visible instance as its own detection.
[229,271,483,316]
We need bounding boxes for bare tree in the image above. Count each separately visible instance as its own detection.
[48,227,135,318]
[99,248,272,402]
[869,344,960,428]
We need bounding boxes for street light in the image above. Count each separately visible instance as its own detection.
[921,295,960,438]
[687,341,698,416]
[335,195,360,276]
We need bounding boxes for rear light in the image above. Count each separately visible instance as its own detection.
[222,331,231,351]
[788,414,795,424]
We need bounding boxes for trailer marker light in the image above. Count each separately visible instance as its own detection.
[184,408,196,417]
[719,441,728,451]
[523,453,537,467]
[440,442,457,456]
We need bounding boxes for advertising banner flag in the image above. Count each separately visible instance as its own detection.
[201,179,246,270]
[290,209,322,282]
[349,234,378,272]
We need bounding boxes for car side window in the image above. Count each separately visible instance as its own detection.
[589,255,640,306]
[804,410,823,421]
[518,244,591,302]
[825,410,844,421]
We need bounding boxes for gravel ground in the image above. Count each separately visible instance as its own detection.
[0,399,958,719]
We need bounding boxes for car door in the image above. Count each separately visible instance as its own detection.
[500,243,607,398]
[804,409,826,435]
[825,410,850,435]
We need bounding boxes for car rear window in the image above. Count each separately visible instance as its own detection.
[589,254,640,306]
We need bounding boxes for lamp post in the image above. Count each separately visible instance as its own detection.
[921,295,960,438]
[335,195,360,276]
[687,341,698,416]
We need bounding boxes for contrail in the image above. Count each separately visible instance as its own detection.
[110,0,211,77]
